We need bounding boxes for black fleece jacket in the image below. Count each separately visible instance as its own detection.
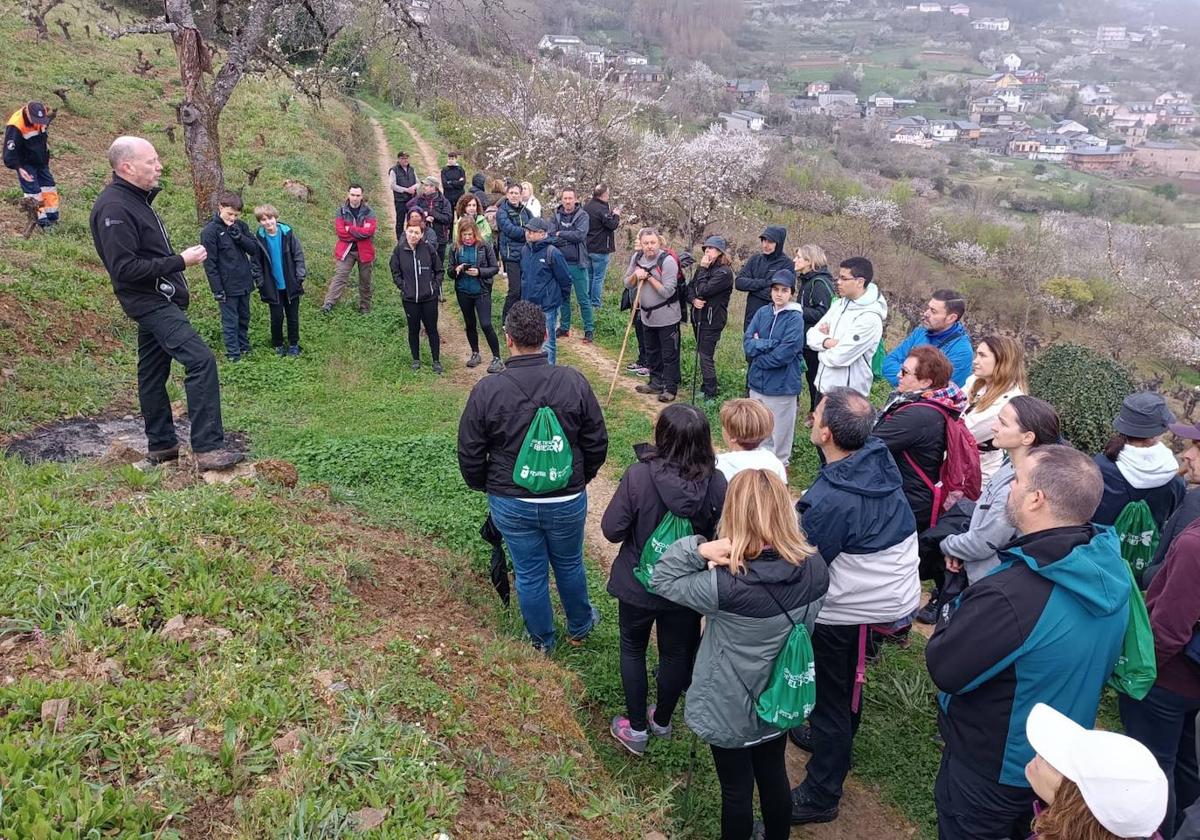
[687,263,734,333]
[458,354,609,498]
[735,225,792,329]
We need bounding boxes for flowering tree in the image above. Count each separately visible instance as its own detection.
[614,127,768,247]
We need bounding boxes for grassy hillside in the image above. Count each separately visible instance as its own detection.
[0,8,666,838]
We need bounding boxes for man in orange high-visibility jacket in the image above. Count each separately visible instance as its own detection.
[4,101,58,229]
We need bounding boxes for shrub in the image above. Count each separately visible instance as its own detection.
[1029,343,1136,454]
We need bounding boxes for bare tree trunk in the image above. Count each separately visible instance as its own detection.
[167,14,223,221]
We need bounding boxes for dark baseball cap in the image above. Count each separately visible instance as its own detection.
[396,150,409,157]
[523,217,549,232]
[26,101,51,124]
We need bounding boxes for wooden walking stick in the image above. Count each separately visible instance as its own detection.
[606,279,644,406]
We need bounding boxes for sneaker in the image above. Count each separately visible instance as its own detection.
[635,384,660,395]
[568,606,601,646]
[146,446,180,465]
[556,328,570,338]
[486,357,505,374]
[658,392,676,403]
[610,717,649,756]
[320,304,333,314]
[194,448,245,471]
[790,787,839,825]
[275,346,287,357]
[634,366,650,377]
[287,345,301,356]
[915,599,940,626]
[432,361,444,375]
[788,724,813,753]
[411,360,421,371]
[466,352,482,368]
[647,705,672,738]
[226,355,241,363]
[583,331,594,343]
[626,362,642,372]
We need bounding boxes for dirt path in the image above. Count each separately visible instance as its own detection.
[397,117,440,180]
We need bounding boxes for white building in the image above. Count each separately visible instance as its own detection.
[1004,53,1022,72]
[1096,25,1127,45]
[538,34,582,52]
[973,17,1010,31]
[581,44,607,66]
[931,121,960,141]
[719,110,766,132]
[949,3,970,15]
[919,2,943,11]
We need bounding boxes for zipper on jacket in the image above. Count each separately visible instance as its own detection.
[146,192,187,297]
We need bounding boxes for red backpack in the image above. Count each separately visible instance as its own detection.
[892,401,982,526]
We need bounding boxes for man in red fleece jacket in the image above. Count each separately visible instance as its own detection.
[1120,516,1200,839]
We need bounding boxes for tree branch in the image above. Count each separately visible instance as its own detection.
[102,18,178,38]
[211,0,282,109]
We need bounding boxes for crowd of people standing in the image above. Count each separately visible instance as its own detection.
[82,130,1200,840]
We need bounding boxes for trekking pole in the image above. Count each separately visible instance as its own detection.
[606,280,644,407]
[690,317,701,405]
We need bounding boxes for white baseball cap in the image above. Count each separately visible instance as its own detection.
[1026,703,1167,838]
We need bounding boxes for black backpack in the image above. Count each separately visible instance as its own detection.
[637,250,689,324]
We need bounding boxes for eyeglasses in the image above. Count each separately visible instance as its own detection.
[900,366,917,377]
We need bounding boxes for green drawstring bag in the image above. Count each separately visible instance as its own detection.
[1114,500,1159,575]
[870,341,886,381]
[512,406,573,494]
[634,511,693,592]
[1108,558,1157,700]
[756,588,817,729]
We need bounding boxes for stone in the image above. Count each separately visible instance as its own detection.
[272,727,305,755]
[282,179,313,203]
[40,698,69,732]
[312,670,335,689]
[352,807,389,831]
[173,724,194,745]
[643,833,669,840]
[160,614,188,640]
[201,461,257,485]
[101,440,145,465]
[256,459,298,488]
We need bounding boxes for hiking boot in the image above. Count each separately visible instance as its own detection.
[658,392,676,403]
[790,787,839,825]
[146,446,180,465]
[194,448,245,471]
[556,328,570,338]
[635,384,660,395]
[466,352,482,368]
[583,331,594,343]
[486,357,505,374]
[788,724,813,752]
[432,361,444,375]
[275,346,288,357]
[647,705,672,738]
[287,345,302,356]
[411,360,421,371]
[610,717,649,756]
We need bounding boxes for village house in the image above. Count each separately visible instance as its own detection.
[970,96,1006,121]
[614,64,663,85]
[867,92,895,114]
[891,127,934,148]
[616,50,648,66]
[818,90,859,109]
[1007,135,1041,158]
[806,80,831,98]
[1034,135,1070,162]
[973,17,1010,31]
[719,109,766,132]
[538,34,583,53]
[1160,104,1197,133]
[580,44,607,68]
[1156,91,1193,107]
[997,88,1026,113]
[1004,53,1022,72]
[1067,145,1133,173]
[1053,119,1090,137]
[1133,141,1200,178]
[1095,25,1127,46]
[919,2,943,11]
[727,79,771,105]
[949,3,970,15]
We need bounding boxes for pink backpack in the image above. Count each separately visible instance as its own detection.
[893,401,982,526]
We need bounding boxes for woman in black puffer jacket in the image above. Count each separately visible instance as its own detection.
[687,235,735,403]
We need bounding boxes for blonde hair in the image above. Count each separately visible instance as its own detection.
[254,204,279,221]
[718,470,815,575]
[1030,779,1122,840]
[720,399,775,450]
[797,244,828,270]
[969,335,1028,414]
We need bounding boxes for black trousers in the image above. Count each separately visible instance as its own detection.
[711,735,792,840]
[643,321,681,394]
[403,298,440,361]
[617,601,700,732]
[218,293,251,358]
[694,320,723,399]
[634,317,647,366]
[935,751,1033,840]
[803,346,821,413]
[135,305,224,454]
[798,623,864,807]
[456,289,500,357]
[502,258,522,322]
[268,297,301,348]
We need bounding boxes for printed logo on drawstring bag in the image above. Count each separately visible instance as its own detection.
[512,406,573,494]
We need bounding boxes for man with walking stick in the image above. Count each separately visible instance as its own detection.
[686,236,734,405]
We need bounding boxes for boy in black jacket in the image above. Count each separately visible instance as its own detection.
[201,192,262,361]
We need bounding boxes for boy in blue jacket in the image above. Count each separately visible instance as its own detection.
[744,268,807,469]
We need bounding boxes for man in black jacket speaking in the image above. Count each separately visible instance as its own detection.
[90,136,242,471]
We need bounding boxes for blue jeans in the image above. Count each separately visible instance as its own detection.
[588,253,611,311]
[218,293,251,358]
[541,307,558,365]
[487,492,595,650]
[557,264,594,334]
[1120,684,1200,838]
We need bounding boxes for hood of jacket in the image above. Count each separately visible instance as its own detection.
[762,225,787,251]
[1005,525,1129,618]
[801,267,833,285]
[258,222,292,237]
[472,174,486,190]
[633,443,719,520]
[819,437,906,499]
[845,282,887,319]
[1116,442,1181,490]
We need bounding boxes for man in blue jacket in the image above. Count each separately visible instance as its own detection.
[520,218,573,365]
[925,444,1130,840]
[882,289,974,387]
